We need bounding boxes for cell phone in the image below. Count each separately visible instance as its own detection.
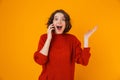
[52,26,55,32]
[50,24,55,32]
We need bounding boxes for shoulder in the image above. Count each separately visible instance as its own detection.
[66,33,78,40]
[40,33,47,40]
[41,33,47,37]
[66,33,81,44]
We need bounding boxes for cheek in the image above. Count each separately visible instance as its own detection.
[64,22,66,26]
[53,23,57,26]
[62,26,66,30]
[53,21,56,24]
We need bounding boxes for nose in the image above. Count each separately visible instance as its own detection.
[57,20,62,25]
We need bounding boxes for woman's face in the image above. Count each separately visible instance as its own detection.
[53,12,66,34]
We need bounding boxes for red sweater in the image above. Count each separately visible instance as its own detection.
[34,33,91,80]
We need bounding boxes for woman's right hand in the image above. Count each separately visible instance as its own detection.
[47,24,55,40]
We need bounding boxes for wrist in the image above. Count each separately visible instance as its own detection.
[84,36,89,48]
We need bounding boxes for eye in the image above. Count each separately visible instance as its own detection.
[54,18,58,21]
[62,18,65,21]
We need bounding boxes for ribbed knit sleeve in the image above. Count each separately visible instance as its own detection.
[34,34,48,65]
[74,37,91,66]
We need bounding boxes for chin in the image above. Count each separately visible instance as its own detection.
[55,31,63,34]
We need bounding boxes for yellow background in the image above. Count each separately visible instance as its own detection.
[0,0,120,80]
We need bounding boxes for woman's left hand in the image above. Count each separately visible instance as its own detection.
[84,25,98,39]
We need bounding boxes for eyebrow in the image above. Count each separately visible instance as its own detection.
[54,16,57,18]
[54,16,65,18]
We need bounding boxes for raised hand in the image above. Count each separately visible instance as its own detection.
[84,25,98,39]
[84,25,98,47]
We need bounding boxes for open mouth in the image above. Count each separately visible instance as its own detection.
[56,26,62,30]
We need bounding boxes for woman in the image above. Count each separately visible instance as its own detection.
[34,9,97,80]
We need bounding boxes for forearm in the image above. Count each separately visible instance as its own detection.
[40,38,51,56]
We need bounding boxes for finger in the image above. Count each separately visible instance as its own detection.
[49,24,54,29]
[49,26,54,31]
[93,25,98,32]
[50,27,55,31]
[48,24,51,29]
[89,26,98,37]
[49,27,55,32]
[85,25,98,38]
[90,26,98,35]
